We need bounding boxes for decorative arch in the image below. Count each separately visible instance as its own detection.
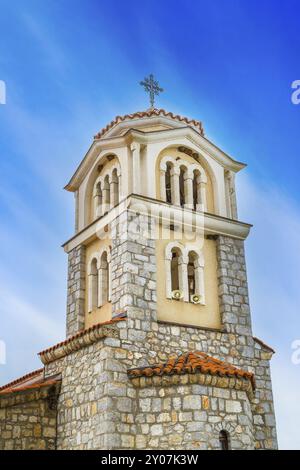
[87,247,112,312]
[98,247,111,306]
[165,242,189,302]
[84,153,121,226]
[87,254,100,313]
[219,430,230,450]
[212,422,239,450]
[165,242,205,304]
[159,151,210,211]
[186,247,205,304]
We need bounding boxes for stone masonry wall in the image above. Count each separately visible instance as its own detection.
[44,337,137,450]
[52,212,277,450]
[41,317,277,449]
[0,393,57,450]
[133,383,254,450]
[66,245,86,338]
[216,235,252,338]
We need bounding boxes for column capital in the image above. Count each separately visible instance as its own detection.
[130,141,141,153]
[170,166,181,176]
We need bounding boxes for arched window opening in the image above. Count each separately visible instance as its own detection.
[94,182,102,219]
[171,248,180,292]
[188,252,197,297]
[103,175,110,214]
[88,258,98,313]
[219,430,230,450]
[179,167,186,208]
[99,251,109,306]
[165,163,172,203]
[111,168,119,207]
[193,170,200,211]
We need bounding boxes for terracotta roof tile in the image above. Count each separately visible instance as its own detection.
[128,351,255,390]
[38,313,126,356]
[0,368,44,393]
[0,368,61,396]
[94,108,204,139]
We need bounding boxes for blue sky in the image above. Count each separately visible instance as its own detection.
[0,0,300,449]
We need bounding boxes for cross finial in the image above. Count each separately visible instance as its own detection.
[140,74,164,109]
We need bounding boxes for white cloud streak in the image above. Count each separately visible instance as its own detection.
[237,172,300,449]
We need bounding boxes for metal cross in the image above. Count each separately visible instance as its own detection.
[140,74,164,108]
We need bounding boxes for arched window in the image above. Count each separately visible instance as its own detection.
[88,257,99,313]
[186,249,205,304]
[165,243,189,302]
[171,248,180,292]
[193,170,199,211]
[219,430,230,450]
[99,250,110,306]
[165,163,172,203]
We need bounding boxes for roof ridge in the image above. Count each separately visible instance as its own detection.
[38,313,126,356]
[128,350,255,390]
[94,108,204,140]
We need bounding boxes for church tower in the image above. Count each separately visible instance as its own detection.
[0,87,278,450]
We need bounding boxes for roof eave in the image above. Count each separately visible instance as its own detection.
[65,125,246,192]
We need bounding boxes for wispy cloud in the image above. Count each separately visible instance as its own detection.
[237,172,300,449]
[0,284,62,342]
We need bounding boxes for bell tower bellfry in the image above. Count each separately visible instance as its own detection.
[0,79,278,450]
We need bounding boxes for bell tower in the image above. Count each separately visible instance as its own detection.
[0,82,278,450]
[59,102,277,450]
[63,105,250,338]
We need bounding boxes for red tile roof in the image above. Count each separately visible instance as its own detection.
[0,368,44,393]
[0,368,60,396]
[128,351,255,389]
[38,313,126,356]
[94,108,204,139]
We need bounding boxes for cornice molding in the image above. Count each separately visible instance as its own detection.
[62,195,252,253]
[65,126,246,192]
[129,371,254,399]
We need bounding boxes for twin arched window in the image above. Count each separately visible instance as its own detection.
[93,165,121,220]
[160,157,207,211]
[165,242,205,304]
[87,248,111,312]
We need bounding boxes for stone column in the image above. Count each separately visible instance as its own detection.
[88,271,98,312]
[98,263,108,307]
[178,254,189,302]
[160,169,166,201]
[229,171,238,219]
[197,180,207,211]
[66,245,86,338]
[109,176,118,209]
[108,252,112,302]
[131,142,141,195]
[184,174,194,209]
[93,183,103,219]
[195,265,205,304]
[171,166,180,206]
[164,254,172,299]
[102,178,110,214]
[216,235,252,337]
